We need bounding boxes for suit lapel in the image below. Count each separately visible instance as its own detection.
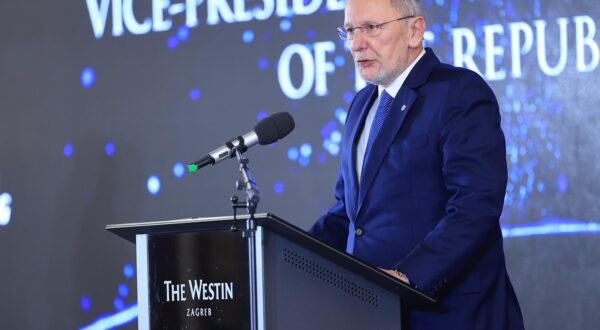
[348,86,378,215]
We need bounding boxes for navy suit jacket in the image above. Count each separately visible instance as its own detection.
[309,49,524,330]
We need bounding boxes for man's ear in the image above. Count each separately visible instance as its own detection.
[408,16,426,48]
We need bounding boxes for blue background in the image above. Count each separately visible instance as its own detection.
[0,0,599,329]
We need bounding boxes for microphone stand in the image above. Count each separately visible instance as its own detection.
[229,146,260,330]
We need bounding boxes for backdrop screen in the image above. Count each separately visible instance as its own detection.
[1,0,599,329]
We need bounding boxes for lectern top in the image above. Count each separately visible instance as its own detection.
[106,213,437,307]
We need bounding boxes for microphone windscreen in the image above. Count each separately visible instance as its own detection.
[254,112,295,145]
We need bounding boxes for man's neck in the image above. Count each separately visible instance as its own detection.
[379,47,426,97]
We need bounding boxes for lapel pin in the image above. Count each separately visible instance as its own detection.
[401,105,407,111]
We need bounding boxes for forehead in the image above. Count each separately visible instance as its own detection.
[344,0,401,25]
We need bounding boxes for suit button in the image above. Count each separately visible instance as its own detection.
[355,228,364,236]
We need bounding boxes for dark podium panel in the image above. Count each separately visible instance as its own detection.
[107,213,436,329]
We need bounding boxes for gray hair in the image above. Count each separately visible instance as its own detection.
[390,0,424,16]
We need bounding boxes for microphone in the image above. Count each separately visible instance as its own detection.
[187,112,295,172]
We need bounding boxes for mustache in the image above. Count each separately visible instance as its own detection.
[353,53,372,61]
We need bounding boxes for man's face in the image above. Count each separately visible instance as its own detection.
[345,0,413,87]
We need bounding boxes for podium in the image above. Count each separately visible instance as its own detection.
[107,213,436,329]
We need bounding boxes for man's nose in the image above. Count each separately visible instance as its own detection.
[350,30,367,52]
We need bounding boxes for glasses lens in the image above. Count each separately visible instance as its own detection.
[364,25,379,37]
[336,27,348,40]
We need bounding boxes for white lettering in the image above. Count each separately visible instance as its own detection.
[509,22,534,78]
[278,43,315,99]
[276,0,290,17]
[224,282,233,299]
[314,41,336,96]
[188,279,203,300]
[86,0,111,39]
[152,0,172,32]
[253,0,275,20]
[170,283,185,301]
[574,15,600,73]
[207,283,215,300]
[233,0,253,22]
[112,0,124,36]
[207,0,235,25]
[185,0,204,27]
[535,18,569,76]
[202,283,209,300]
[484,24,506,80]
[326,0,344,11]
[123,0,152,35]
[163,280,172,302]
[452,27,481,75]
[293,0,321,15]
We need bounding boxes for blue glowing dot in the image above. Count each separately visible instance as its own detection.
[80,296,91,311]
[167,35,178,49]
[189,88,201,101]
[317,152,327,163]
[335,108,347,123]
[280,19,292,32]
[177,25,189,41]
[519,186,527,199]
[118,283,129,298]
[147,176,161,195]
[330,130,342,143]
[288,147,299,161]
[0,192,12,227]
[173,162,185,178]
[257,112,268,121]
[63,143,73,157]
[343,91,354,104]
[114,297,125,311]
[299,156,310,167]
[328,143,340,156]
[537,182,545,192]
[557,174,568,193]
[123,264,134,279]
[105,142,116,157]
[242,30,254,43]
[80,67,95,89]
[306,30,316,39]
[334,55,346,67]
[321,121,337,138]
[423,31,435,43]
[258,58,269,70]
[300,143,312,157]
[323,139,332,150]
[273,182,285,194]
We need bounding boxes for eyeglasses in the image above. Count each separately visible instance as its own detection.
[337,15,415,40]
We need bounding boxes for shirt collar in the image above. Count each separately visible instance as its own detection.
[378,48,426,98]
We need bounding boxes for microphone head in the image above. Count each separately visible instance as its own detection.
[254,112,295,145]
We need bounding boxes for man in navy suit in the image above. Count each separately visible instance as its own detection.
[309,0,525,328]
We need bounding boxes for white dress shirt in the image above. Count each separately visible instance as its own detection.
[355,49,427,183]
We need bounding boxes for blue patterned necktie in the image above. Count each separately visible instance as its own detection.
[365,90,394,156]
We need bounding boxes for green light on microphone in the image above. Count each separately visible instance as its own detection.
[187,164,199,173]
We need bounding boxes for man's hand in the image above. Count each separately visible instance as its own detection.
[380,268,410,284]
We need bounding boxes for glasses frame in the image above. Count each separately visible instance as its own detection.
[337,15,415,40]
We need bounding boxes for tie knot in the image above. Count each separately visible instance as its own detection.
[379,90,393,107]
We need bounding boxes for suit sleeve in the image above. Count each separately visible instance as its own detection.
[308,166,350,251]
[394,72,508,296]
